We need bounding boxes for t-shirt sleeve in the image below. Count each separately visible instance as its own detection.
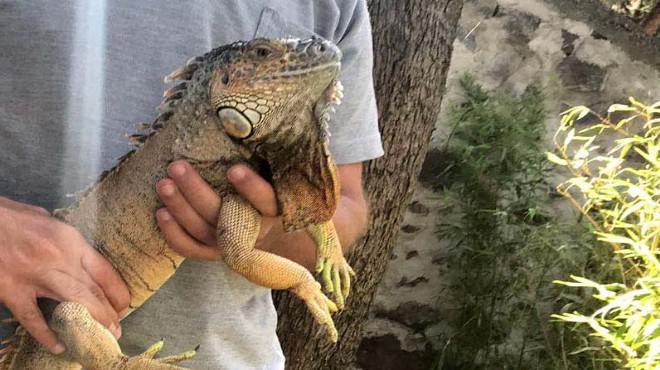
[328,0,384,165]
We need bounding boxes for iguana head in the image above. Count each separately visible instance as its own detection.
[164,37,344,231]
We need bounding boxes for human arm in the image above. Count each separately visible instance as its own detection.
[156,160,367,270]
[0,197,130,354]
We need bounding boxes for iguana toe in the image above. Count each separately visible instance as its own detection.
[50,302,194,370]
[317,255,354,310]
[292,281,339,342]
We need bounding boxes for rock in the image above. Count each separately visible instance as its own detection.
[376,302,441,330]
[431,253,444,265]
[401,224,421,233]
[503,8,542,44]
[396,276,429,288]
[561,29,579,55]
[557,56,608,92]
[406,250,419,260]
[455,25,478,51]
[408,201,430,215]
[479,3,500,17]
[591,30,608,40]
[418,148,452,188]
[356,334,435,370]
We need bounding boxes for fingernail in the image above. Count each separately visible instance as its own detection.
[170,163,186,178]
[229,167,245,182]
[119,308,130,317]
[157,209,171,221]
[110,323,122,339]
[161,184,175,197]
[52,342,66,355]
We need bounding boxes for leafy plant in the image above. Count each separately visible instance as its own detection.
[549,99,660,369]
[433,75,603,369]
[602,0,656,20]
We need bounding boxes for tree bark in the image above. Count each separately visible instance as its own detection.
[274,0,464,369]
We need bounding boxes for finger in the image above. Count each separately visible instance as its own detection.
[157,208,220,260]
[41,270,120,339]
[81,248,131,317]
[167,161,221,224]
[3,293,65,355]
[0,197,50,217]
[228,165,278,217]
[156,179,216,245]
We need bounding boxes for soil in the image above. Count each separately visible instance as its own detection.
[356,0,659,368]
[546,0,660,69]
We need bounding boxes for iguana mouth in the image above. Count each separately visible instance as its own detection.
[270,37,342,80]
[272,61,341,78]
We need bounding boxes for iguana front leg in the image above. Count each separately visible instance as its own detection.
[48,302,194,370]
[218,195,339,341]
[306,221,355,310]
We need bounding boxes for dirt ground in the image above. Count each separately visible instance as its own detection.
[547,0,659,69]
[356,0,659,368]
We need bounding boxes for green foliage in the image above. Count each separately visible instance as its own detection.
[434,75,606,369]
[602,0,656,20]
[550,99,660,369]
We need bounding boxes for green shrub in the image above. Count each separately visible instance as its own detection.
[434,75,602,369]
[602,0,656,20]
[550,99,660,369]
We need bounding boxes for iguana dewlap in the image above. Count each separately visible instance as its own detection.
[0,36,352,370]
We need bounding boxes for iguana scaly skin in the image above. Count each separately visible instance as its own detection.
[0,36,352,370]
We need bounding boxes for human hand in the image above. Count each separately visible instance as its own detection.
[156,160,280,261]
[0,197,130,354]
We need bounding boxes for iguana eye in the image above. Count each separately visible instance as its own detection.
[256,47,271,58]
[250,45,277,61]
[217,108,253,139]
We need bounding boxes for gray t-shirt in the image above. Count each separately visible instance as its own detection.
[0,1,382,369]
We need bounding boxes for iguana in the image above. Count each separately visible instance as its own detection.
[0,36,353,370]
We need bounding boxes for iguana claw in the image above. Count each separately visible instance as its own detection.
[308,221,355,310]
[49,302,195,369]
[292,281,339,342]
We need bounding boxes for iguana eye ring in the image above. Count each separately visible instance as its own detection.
[217,107,253,139]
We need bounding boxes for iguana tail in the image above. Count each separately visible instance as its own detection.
[0,319,20,370]
[0,326,80,370]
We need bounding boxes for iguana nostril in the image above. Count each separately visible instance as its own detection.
[308,44,322,57]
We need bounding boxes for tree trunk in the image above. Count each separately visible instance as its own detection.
[273,0,464,368]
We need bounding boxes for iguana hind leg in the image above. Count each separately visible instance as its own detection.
[50,302,195,370]
[218,195,339,341]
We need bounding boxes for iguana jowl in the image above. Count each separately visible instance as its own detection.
[0,36,352,369]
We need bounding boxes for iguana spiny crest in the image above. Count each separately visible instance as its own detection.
[156,36,344,231]
[0,37,351,370]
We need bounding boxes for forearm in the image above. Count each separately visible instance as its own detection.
[257,193,368,271]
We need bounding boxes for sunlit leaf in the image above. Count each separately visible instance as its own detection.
[547,152,568,165]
